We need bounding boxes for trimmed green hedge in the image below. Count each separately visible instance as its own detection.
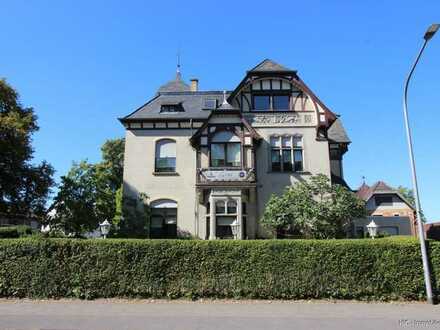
[0,225,32,238]
[0,237,438,300]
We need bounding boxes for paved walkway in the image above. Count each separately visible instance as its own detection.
[0,299,439,330]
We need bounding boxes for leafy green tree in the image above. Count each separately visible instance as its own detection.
[397,186,426,222]
[48,138,124,236]
[0,79,54,218]
[261,174,366,239]
[49,161,99,235]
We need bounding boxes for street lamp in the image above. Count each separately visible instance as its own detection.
[99,220,111,239]
[403,23,439,305]
[366,220,378,239]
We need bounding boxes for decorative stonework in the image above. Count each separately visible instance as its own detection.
[198,169,255,183]
[244,113,315,127]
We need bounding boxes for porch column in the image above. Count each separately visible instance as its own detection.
[237,196,243,239]
[209,195,216,240]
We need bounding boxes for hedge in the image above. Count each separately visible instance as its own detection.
[0,237,438,300]
[0,225,32,238]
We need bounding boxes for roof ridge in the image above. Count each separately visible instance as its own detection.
[248,58,294,72]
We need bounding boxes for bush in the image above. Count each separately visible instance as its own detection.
[0,238,438,300]
[0,225,33,238]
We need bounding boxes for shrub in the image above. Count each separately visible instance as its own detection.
[0,227,19,238]
[0,238,438,301]
[261,174,366,238]
[0,225,33,238]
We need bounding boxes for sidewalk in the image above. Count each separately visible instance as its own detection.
[0,299,439,330]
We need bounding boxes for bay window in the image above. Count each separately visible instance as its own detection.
[270,135,303,172]
[210,131,241,168]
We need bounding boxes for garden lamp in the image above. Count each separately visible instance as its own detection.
[99,220,111,239]
[231,220,240,240]
[366,220,378,239]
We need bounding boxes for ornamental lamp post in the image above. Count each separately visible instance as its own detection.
[403,23,438,305]
[99,220,111,239]
[366,220,378,239]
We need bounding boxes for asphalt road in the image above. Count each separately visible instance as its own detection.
[0,299,439,330]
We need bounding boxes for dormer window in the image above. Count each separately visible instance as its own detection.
[160,103,184,113]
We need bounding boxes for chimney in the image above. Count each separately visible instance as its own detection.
[190,78,199,92]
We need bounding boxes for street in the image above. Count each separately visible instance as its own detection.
[0,299,439,330]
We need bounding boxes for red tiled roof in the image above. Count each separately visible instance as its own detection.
[355,180,394,201]
[355,183,371,200]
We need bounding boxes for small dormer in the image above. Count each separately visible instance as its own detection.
[160,103,184,113]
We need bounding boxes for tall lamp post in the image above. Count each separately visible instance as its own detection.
[403,23,439,305]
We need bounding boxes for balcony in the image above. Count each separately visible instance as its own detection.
[196,168,256,185]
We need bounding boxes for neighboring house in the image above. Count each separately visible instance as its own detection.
[425,221,440,240]
[353,181,416,237]
[0,212,39,229]
[120,59,350,239]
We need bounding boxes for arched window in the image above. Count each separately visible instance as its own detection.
[270,135,303,172]
[210,131,241,168]
[150,199,177,238]
[155,139,176,172]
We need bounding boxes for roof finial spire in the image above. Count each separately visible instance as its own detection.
[222,90,227,105]
[362,176,366,185]
[176,50,181,81]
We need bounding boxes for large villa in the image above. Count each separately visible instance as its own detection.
[119,59,350,239]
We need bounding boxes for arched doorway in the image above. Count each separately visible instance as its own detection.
[150,199,177,238]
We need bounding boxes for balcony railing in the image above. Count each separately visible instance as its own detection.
[197,168,256,184]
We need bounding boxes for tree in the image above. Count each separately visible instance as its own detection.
[49,161,99,235]
[0,79,54,218]
[397,186,426,222]
[261,174,366,239]
[48,138,124,236]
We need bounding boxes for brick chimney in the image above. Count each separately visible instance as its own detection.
[190,78,199,92]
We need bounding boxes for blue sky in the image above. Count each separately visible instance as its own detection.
[1,1,439,221]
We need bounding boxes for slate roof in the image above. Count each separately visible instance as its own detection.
[157,72,191,93]
[123,91,227,120]
[327,118,351,144]
[249,59,295,73]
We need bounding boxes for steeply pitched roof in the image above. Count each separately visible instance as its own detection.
[356,183,371,200]
[355,180,415,210]
[248,59,295,73]
[122,91,227,121]
[327,118,351,143]
[157,71,191,93]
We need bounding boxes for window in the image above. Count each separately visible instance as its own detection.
[253,95,270,111]
[375,195,393,206]
[273,95,290,110]
[150,199,177,238]
[270,135,303,172]
[252,94,290,111]
[155,139,176,172]
[160,104,184,113]
[215,200,238,239]
[210,131,241,168]
[204,98,218,109]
